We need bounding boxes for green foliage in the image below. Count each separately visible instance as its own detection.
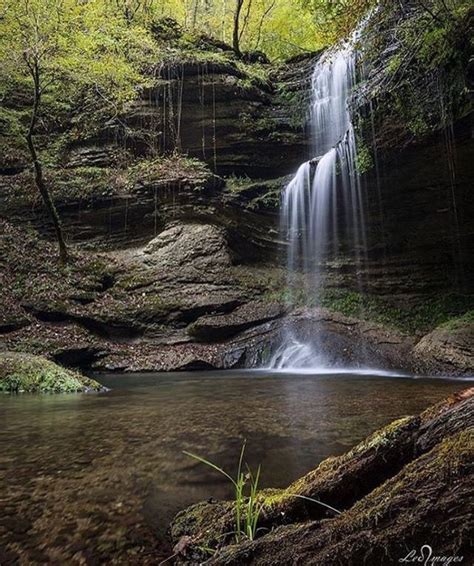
[0,0,159,146]
[151,0,324,60]
[407,116,430,137]
[184,442,263,543]
[275,85,309,129]
[0,352,102,393]
[2,155,212,206]
[127,154,212,186]
[386,54,401,76]
[225,175,286,210]
[301,0,376,44]
[439,310,474,331]
[266,278,473,335]
[0,107,29,169]
[364,0,472,144]
[319,290,474,334]
[419,26,452,68]
[355,142,373,174]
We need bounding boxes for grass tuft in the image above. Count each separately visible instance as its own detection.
[184,441,263,543]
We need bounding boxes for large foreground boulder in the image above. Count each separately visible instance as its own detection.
[169,388,474,565]
[0,352,104,393]
[214,429,473,566]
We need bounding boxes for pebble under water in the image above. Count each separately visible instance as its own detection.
[0,370,469,564]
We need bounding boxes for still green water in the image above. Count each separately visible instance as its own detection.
[0,370,469,564]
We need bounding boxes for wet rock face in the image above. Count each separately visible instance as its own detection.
[89,307,416,373]
[413,320,474,376]
[68,63,312,178]
[359,116,474,295]
[348,1,473,295]
[0,169,283,261]
[240,308,416,371]
[188,301,285,342]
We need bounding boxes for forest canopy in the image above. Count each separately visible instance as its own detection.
[0,0,375,68]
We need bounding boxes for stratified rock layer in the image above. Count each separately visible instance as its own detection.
[413,319,474,376]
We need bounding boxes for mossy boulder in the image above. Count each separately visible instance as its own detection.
[214,429,473,565]
[413,314,474,376]
[0,352,104,393]
[170,388,474,564]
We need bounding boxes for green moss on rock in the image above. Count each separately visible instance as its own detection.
[0,352,104,393]
[356,1,472,150]
[2,155,214,208]
[439,310,474,330]
[171,391,473,565]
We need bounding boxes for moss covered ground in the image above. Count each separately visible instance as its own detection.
[0,351,103,393]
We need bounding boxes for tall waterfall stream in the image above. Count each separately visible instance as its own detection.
[269,40,367,370]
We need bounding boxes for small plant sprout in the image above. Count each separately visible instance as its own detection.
[183,441,264,543]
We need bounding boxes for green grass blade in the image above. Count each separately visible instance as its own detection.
[237,440,246,482]
[287,493,341,515]
[183,450,237,487]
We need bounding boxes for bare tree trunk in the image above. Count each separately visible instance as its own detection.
[239,0,253,42]
[254,0,276,50]
[233,0,244,55]
[192,0,200,29]
[221,0,228,42]
[26,59,68,264]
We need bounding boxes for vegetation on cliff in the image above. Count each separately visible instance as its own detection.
[355,0,472,151]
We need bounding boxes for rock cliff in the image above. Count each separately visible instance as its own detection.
[0,3,472,376]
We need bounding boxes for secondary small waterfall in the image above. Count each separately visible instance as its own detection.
[269,41,366,370]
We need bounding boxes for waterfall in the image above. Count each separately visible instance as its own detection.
[269,41,366,370]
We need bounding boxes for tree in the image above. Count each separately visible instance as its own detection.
[2,0,75,263]
[0,0,156,263]
[233,0,245,55]
[25,53,69,263]
[301,0,375,43]
[114,0,153,24]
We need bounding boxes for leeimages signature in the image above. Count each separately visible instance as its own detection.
[399,545,464,565]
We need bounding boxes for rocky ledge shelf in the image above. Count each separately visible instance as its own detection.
[2,219,472,377]
[169,387,474,565]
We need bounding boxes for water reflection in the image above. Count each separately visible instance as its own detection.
[0,370,467,564]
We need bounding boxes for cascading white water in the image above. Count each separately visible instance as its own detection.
[269,41,367,370]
